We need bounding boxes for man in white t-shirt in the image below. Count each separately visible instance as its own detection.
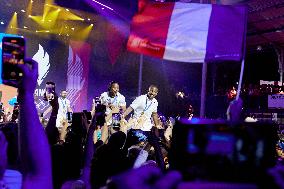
[122,85,160,132]
[56,90,73,141]
[98,81,126,142]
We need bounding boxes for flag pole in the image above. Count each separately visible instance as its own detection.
[236,9,248,100]
[200,61,207,118]
[138,54,143,96]
[236,58,244,100]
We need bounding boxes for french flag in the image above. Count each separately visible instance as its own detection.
[127,2,247,63]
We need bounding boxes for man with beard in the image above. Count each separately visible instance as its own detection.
[122,85,160,132]
[122,85,164,169]
[56,90,73,141]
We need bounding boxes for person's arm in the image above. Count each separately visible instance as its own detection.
[80,115,97,189]
[151,112,160,128]
[122,106,133,119]
[67,100,73,113]
[10,59,52,189]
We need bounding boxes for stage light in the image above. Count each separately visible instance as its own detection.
[6,12,18,34]
[23,26,28,28]
[66,9,69,11]
[0,22,4,25]
[71,27,74,30]
[87,18,91,21]
[28,15,32,17]
[73,24,93,41]
[21,10,26,13]
[27,0,33,16]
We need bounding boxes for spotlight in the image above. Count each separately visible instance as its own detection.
[66,9,69,11]
[71,27,74,30]
[87,18,91,21]
[0,22,4,25]
[21,10,26,13]
[23,26,28,28]
[28,15,32,17]
[90,24,93,26]
[257,45,262,51]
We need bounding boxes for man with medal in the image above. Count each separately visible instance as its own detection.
[122,85,160,139]
[56,90,73,142]
[98,81,126,142]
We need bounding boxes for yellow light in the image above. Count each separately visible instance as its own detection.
[90,24,93,26]
[66,9,69,11]
[6,12,18,34]
[46,30,50,32]
[28,15,32,17]
[71,27,74,30]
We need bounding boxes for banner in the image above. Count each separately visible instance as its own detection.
[67,41,91,112]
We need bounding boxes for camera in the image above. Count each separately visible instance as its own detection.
[170,118,277,184]
[0,33,25,84]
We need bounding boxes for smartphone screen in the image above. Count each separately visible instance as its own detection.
[112,113,121,127]
[2,36,25,81]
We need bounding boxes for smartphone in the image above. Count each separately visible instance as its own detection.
[1,36,25,82]
[170,118,277,184]
[112,113,121,128]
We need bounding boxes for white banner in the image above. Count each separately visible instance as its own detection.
[268,94,284,108]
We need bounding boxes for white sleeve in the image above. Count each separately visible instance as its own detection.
[119,95,126,107]
[153,101,158,113]
[130,96,142,110]
[99,92,108,105]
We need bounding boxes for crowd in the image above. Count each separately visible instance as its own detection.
[1,58,284,189]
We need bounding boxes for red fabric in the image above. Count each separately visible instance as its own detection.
[127,2,174,58]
